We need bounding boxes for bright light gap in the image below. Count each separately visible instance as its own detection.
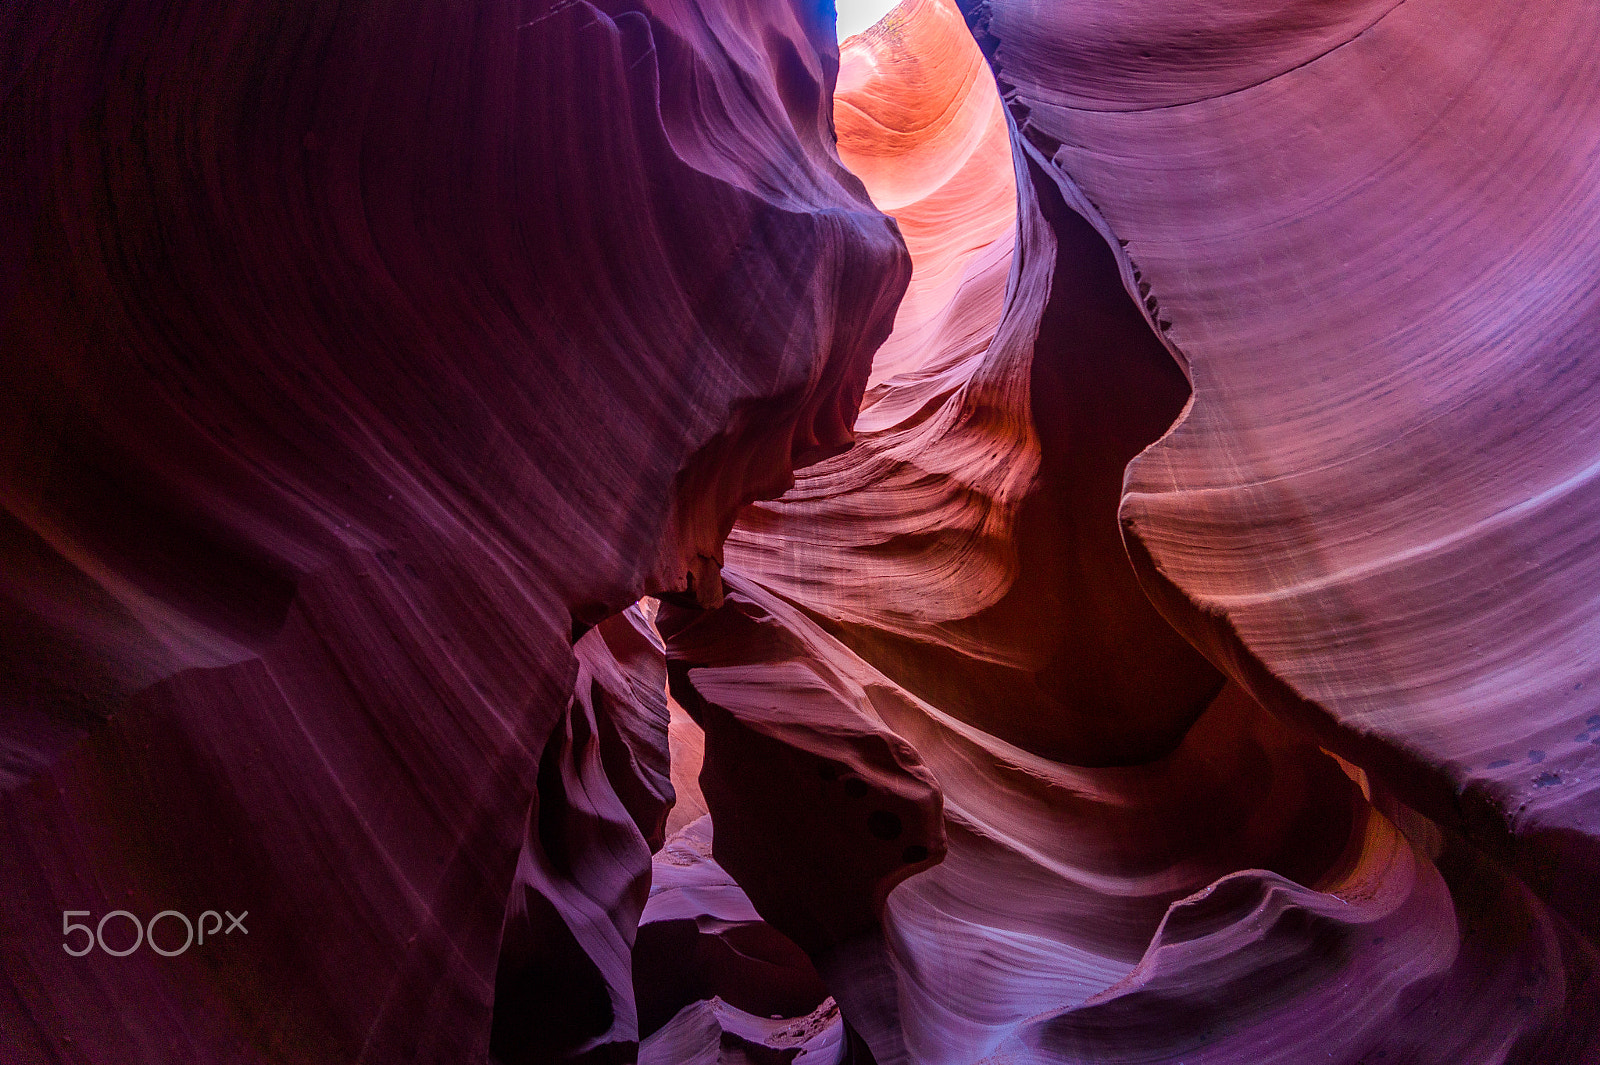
[835,0,902,41]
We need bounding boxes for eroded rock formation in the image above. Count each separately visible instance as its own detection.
[0,0,904,1059]
[960,0,1600,939]
[664,0,1600,1061]
[3,0,1599,1061]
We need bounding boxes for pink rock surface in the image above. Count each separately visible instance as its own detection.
[492,604,670,1062]
[834,0,1015,390]
[957,0,1600,938]
[5,0,1600,1058]
[671,580,1600,1062]
[730,0,1225,772]
[639,995,852,1065]
[634,816,852,1060]
[663,0,1600,1061]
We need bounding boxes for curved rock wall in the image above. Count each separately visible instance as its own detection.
[0,0,906,1059]
[663,0,1600,1061]
[957,0,1600,940]
[5,0,1600,1060]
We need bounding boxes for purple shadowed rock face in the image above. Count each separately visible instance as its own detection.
[5,0,1600,1061]
[0,0,905,1059]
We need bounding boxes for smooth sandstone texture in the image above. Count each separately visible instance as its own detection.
[634,816,859,1064]
[0,0,907,1060]
[4,0,1600,1060]
[665,0,1600,1062]
[492,604,672,1063]
[956,0,1600,938]
[731,0,1224,769]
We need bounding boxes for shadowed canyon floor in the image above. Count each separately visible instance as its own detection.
[2,0,1599,1062]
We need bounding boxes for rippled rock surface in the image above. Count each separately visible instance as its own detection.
[0,0,905,1059]
[957,0,1600,940]
[4,0,1599,1060]
[666,0,1600,1062]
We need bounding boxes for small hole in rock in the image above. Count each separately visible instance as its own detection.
[867,810,903,840]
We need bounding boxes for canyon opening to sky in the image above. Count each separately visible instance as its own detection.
[3,0,1600,1063]
[835,0,903,41]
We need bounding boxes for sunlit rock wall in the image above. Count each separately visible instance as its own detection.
[663,0,1600,1062]
[4,0,1599,1060]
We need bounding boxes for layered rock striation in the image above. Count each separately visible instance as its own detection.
[958,0,1600,941]
[663,0,1600,1061]
[4,0,1599,1061]
[0,0,905,1060]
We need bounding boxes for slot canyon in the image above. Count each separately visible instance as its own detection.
[3,0,1600,1061]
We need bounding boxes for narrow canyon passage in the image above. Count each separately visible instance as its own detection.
[2,0,1599,1062]
[649,2,1600,1062]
